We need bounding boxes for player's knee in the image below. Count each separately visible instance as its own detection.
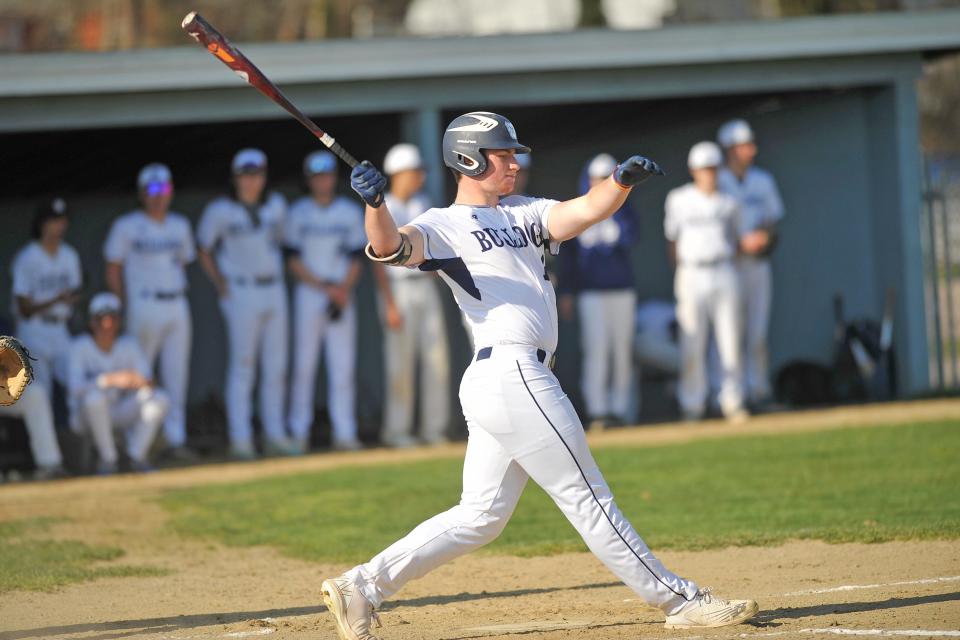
[454,504,511,543]
[140,388,170,423]
[80,389,109,412]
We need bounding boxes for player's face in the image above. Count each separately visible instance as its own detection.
[141,182,173,213]
[390,169,425,198]
[307,172,337,200]
[729,142,757,166]
[691,166,719,192]
[42,216,68,243]
[234,171,267,204]
[90,312,121,342]
[481,150,519,196]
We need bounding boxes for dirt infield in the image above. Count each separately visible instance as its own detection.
[1,399,959,639]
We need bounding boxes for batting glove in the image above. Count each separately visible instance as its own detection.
[351,160,386,208]
[613,155,665,188]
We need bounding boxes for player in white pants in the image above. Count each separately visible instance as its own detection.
[321,112,758,639]
[198,149,290,459]
[665,142,746,422]
[558,153,638,429]
[67,293,168,474]
[105,163,196,460]
[373,143,450,448]
[286,151,366,453]
[11,198,82,395]
[718,119,785,407]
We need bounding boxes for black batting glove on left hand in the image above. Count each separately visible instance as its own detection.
[351,160,387,207]
[613,155,665,187]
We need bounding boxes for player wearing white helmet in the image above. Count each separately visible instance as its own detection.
[717,119,784,407]
[11,198,82,395]
[67,293,169,474]
[197,149,291,459]
[104,163,197,461]
[319,112,758,639]
[286,151,366,453]
[664,142,747,422]
[372,143,450,448]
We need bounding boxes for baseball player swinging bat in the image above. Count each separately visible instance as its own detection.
[181,11,359,169]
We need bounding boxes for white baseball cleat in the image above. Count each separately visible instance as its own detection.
[664,587,759,629]
[321,574,382,640]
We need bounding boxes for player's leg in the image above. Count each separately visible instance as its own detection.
[380,279,417,446]
[418,279,451,444]
[0,384,63,470]
[742,259,772,404]
[607,289,637,423]
[221,291,259,454]
[258,284,289,447]
[17,322,53,395]
[77,389,119,471]
[336,422,528,607]
[288,286,325,446]
[112,388,168,466]
[675,267,710,419]
[713,265,746,418]
[157,300,192,448]
[578,290,609,424]
[324,303,359,448]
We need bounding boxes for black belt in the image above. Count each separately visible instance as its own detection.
[234,276,278,287]
[476,346,556,369]
[143,291,184,300]
[680,257,733,267]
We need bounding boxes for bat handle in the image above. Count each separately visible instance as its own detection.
[317,133,358,169]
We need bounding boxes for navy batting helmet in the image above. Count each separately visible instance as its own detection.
[442,112,531,177]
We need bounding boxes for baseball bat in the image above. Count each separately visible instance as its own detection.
[181,11,359,169]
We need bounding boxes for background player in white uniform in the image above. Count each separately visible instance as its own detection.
[286,151,365,453]
[67,293,168,475]
[104,163,196,460]
[374,143,450,448]
[0,318,66,480]
[11,198,82,395]
[320,112,758,639]
[665,142,746,422]
[718,119,785,407]
[197,149,289,459]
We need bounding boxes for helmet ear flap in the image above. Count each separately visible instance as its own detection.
[455,151,486,177]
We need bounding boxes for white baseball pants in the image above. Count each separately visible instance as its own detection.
[578,290,637,420]
[675,264,744,417]
[220,283,288,448]
[0,384,62,468]
[16,319,71,395]
[288,285,357,445]
[347,346,698,615]
[73,387,168,464]
[128,297,191,447]
[739,258,772,403]
[381,277,450,445]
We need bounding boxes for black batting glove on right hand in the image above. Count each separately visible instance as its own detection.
[351,160,386,207]
[613,155,665,187]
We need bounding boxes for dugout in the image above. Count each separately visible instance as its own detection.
[1,10,958,441]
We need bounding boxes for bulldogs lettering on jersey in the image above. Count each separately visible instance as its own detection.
[197,192,287,280]
[285,195,365,283]
[104,211,195,298]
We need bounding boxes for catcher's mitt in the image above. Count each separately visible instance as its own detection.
[0,336,34,406]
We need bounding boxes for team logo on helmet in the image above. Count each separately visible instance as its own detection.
[448,113,499,133]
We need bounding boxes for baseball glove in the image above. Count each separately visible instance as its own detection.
[0,336,34,406]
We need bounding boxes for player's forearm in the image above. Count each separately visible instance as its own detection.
[364,203,403,257]
[105,263,124,302]
[343,259,363,292]
[370,263,396,304]
[549,178,630,242]
[287,256,322,287]
[198,251,226,292]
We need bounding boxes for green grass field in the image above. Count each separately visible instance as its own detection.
[0,518,169,593]
[160,421,960,564]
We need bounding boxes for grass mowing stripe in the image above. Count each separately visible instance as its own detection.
[159,420,960,564]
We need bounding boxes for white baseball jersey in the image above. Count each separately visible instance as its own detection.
[664,185,741,265]
[67,334,151,409]
[285,195,365,283]
[11,242,82,322]
[104,211,196,298]
[384,192,432,281]
[718,166,784,236]
[409,195,559,352]
[197,192,286,280]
